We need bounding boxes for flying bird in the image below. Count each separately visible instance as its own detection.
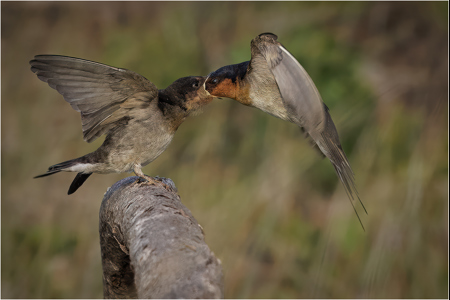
[204,33,367,229]
[31,55,213,194]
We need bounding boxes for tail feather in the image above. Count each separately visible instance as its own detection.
[331,160,366,232]
[68,173,92,195]
[311,105,367,230]
[34,158,93,194]
[34,159,80,178]
[34,169,61,178]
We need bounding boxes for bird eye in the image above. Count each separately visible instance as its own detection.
[192,81,199,88]
[211,78,219,84]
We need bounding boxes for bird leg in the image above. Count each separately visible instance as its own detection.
[133,164,170,190]
[133,164,159,185]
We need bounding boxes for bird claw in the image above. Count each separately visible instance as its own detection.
[137,175,172,191]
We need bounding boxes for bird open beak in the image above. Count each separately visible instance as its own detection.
[202,73,212,96]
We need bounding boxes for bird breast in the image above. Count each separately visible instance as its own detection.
[245,55,291,122]
[99,116,175,173]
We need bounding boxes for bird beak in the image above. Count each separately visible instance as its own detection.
[202,73,212,96]
[196,76,213,101]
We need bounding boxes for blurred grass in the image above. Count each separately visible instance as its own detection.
[1,2,448,298]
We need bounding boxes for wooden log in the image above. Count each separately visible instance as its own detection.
[99,176,224,299]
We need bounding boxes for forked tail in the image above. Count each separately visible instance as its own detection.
[34,158,92,194]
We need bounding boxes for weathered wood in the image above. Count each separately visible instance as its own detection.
[99,176,223,299]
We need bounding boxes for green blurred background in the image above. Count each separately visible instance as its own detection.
[1,2,448,298]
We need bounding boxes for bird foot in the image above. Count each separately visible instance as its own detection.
[137,175,172,191]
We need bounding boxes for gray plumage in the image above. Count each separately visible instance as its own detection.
[31,55,212,194]
[31,55,158,143]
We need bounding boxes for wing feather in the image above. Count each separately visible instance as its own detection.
[30,55,158,143]
[255,40,325,135]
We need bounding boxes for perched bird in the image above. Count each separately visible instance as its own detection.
[31,55,213,194]
[204,33,367,229]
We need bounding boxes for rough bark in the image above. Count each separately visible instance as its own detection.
[99,176,223,299]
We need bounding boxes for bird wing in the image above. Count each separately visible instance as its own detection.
[30,55,158,143]
[252,33,326,136]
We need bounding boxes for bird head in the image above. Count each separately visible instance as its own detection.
[204,61,250,101]
[163,76,214,115]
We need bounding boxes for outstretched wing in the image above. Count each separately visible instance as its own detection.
[30,55,158,142]
[252,34,366,228]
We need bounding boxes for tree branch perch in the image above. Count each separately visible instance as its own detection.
[99,176,224,299]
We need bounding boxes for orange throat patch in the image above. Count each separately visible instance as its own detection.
[209,78,237,99]
[209,78,252,106]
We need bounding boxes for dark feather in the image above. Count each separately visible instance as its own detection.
[68,173,92,195]
[33,158,79,178]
